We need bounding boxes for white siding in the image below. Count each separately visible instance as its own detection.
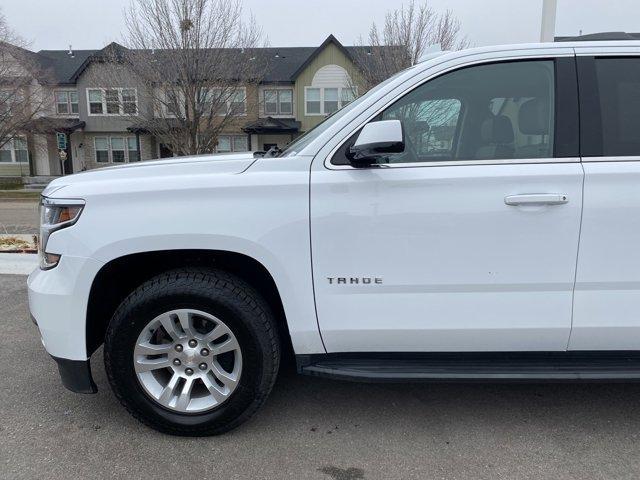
[311,64,352,88]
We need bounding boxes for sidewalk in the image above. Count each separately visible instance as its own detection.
[0,253,38,275]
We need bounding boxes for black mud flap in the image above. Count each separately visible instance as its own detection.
[51,356,98,394]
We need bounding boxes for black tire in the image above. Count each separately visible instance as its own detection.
[104,268,280,436]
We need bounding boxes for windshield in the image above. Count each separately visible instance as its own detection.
[279,68,413,157]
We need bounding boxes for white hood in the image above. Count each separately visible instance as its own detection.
[43,152,258,198]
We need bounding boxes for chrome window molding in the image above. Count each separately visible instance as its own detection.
[326,157,580,170]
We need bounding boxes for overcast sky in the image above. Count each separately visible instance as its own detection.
[3,0,640,51]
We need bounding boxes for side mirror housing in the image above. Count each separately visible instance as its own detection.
[348,119,404,167]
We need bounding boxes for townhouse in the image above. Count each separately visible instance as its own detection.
[1,35,376,178]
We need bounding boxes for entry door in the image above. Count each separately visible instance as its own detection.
[311,59,584,353]
[570,55,640,350]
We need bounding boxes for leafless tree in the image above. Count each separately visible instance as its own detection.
[100,0,267,156]
[0,8,49,151]
[353,1,469,90]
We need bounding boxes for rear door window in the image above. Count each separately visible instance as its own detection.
[594,57,640,156]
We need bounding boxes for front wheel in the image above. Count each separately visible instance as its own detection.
[104,268,280,436]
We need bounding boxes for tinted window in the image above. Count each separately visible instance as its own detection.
[335,61,555,165]
[595,58,640,156]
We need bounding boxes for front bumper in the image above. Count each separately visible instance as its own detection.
[28,254,104,393]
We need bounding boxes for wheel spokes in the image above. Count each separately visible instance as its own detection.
[158,313,184,341]
[134,357,172,373]
[175,377,195,411]
[211,336,240,356]
[134,341,173,356]
[211,360,239,389]
[175,310,195,338]
[203,323,229,344]
[158,373,181,404]
[202,374,228,403]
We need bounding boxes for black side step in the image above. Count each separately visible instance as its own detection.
[296,352,640,382]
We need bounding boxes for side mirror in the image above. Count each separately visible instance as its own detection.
[348,119,405,167]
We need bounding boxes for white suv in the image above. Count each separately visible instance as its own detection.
[28,38,640,435]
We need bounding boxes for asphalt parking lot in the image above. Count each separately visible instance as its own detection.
[2,273,640,480]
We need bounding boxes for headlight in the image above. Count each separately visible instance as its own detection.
[39,197,85,270]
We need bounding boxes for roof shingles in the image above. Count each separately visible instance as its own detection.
[28,35,379,85]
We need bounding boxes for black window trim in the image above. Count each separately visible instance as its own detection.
[575,55,603,157]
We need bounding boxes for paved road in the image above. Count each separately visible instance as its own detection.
[2,274,640,479]
[0,201,39,234]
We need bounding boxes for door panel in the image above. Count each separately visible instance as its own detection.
[570,55,640,350]
[571,162,640,349]
[311,57,582,353]
[311,162,583,352]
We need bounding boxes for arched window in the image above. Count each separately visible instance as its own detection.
[305,64,357,116]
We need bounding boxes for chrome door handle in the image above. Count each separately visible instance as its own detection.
[504,194,568,206]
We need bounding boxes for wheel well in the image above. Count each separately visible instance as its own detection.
[86,250,292,359]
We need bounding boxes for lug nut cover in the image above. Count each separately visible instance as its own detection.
[199,363,208,371]
[200,348,210,356]
[174,344,183,352]
[188,339,198,348]
[173,359,181,366]
[185,368,194,375]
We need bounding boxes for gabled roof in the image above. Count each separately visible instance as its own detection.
[35,49,97,84]
[64,42,128,83]
[9,35,386,86]
[289,34,353,80]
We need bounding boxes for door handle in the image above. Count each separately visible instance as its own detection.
[504,194,568,206]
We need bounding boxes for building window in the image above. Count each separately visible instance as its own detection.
[0,89,24,115]
[279,89,293,114]
[94,137,109,162]
[94,136,139,163]
[216,135,249,153]
[105,89,120,114]
[216,136,231,152]
[341,87,356,106]
[229,89,246,115]
[305,86,357,116]
[264,90,277,115]
[55,91,79,114]
[305,88,321,115]
[87,88,138,116]
[127,137,140,161]
[122,89,138,114]
[0,137,28,163]
[264,89,293,115]
[323,88,339,115]
[198,87,246,116]
[233,135,248,152]
[88,89,103,114]
[110,137,126,162]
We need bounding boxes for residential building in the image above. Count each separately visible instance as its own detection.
[0,35,384,178]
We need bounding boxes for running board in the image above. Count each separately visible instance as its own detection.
[296,352,640,382]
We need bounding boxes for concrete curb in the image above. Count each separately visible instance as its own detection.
[0,253,38,275]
